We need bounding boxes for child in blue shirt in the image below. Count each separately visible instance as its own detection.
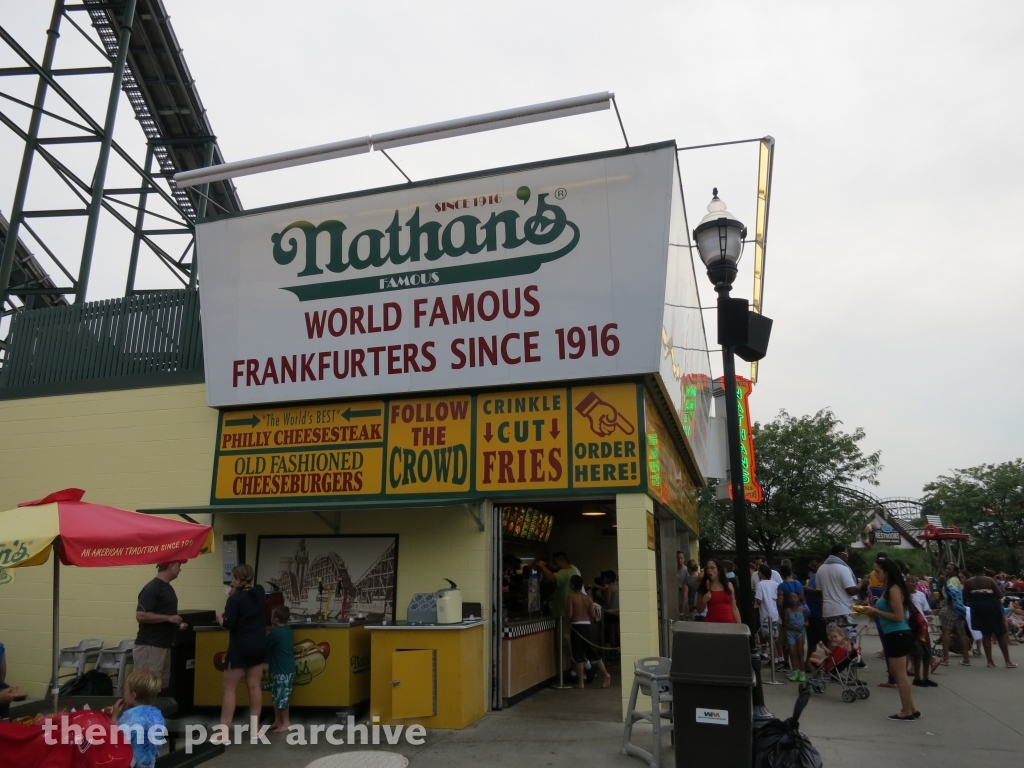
[114,669,166,768]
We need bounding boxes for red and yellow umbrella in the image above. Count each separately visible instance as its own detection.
[0,489,213,708]
[0,488,213,569]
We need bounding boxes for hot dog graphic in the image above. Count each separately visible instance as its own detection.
[213,639,330,686]
[293,640,330,686]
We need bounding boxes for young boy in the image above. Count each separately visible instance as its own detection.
[782,591,808,682]
[755,563,784,667]
[906,575,938,687]
[113,669,165,768]
[265,605,296,732]
[566,575,611,689]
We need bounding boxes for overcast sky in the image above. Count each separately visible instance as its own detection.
[2,1,1022,499]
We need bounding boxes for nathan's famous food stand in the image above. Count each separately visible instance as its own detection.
[185,142,710,725]
[193,530,396,709]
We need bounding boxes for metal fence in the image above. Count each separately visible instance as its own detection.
[0,289,204,399]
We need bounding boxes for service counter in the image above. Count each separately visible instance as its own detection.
[368,620,486,730]
[502,617,559,700]
[194,621,370,708]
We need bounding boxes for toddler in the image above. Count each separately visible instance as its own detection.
[114,669,165,768]
[809,627,852,670]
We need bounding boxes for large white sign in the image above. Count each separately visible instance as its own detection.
[197,145,678,407]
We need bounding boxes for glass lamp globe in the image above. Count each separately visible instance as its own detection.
[692,189,747,286]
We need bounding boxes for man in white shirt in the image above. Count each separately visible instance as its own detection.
[816,544,861,631]
[756,556,783,584]
[755,564,783,664]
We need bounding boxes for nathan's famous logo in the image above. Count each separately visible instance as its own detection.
[270,187,579,302]
[214,639,331,686]
[0,540,32,567]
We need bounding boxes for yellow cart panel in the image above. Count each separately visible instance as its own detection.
[194,625,370,708]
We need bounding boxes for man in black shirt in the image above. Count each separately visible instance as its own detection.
[134,561,188,689]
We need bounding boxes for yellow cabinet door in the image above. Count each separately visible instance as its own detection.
[391,649,436,719]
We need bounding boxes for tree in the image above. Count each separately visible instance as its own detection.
[699,408,882,562]
[922,460,1024,573]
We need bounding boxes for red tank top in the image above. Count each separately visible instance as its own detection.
[705,588,736,623]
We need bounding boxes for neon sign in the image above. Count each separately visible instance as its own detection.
[719,375,763,504]
[681,373,709,438]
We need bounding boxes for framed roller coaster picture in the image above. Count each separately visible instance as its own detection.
[255,534,398,622]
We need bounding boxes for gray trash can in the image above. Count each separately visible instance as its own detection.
[670,621,754,765]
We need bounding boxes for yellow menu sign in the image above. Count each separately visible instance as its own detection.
[385,395,472,495]
[214,402,385,500]
[570,383,642,488]
[212,386,653,504]
[475,389,568,491]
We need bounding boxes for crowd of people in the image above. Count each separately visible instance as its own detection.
[677,546,1021,722]
[533,551,616,689]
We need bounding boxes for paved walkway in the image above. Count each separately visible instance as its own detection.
[194,626,1022,768]
[763,625,1024,767]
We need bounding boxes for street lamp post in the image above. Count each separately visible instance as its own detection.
[693,189,771,715]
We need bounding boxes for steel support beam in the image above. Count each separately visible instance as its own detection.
[77,0,137,304]
[0,23,192,222]
[0,0,65,308]
[125,143,153,295]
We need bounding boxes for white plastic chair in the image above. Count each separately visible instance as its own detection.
[96,640,134,695]
[58,638,104,679]
[621,657,674,768]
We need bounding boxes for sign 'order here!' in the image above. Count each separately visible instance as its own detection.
[211,382,643,503]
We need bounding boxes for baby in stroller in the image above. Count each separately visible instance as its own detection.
[808,625,870,702]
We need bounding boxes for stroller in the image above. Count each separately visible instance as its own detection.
[807,625,870,703]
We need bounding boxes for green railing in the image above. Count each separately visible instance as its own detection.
[0,289,204,399]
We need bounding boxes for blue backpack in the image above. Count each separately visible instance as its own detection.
[945,584,967,618]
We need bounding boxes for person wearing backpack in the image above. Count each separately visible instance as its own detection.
[938,562,972,666]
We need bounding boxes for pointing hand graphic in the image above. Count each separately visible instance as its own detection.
[575,392,635,437]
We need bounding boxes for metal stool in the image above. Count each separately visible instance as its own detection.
[96,639,134,695]
[621,657,674,768]
[58,638,104,680]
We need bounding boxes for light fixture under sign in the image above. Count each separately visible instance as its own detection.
[174,92,614,188]
[582,510,607,517]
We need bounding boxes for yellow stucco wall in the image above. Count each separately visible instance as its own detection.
[615,492,659,717]
[0,384,491,704]
[0,384,221,696]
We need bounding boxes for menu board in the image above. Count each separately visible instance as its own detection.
[211,382,646,505]
[499,505,554,542]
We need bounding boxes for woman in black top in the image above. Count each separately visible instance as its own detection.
[217,564,267,729]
